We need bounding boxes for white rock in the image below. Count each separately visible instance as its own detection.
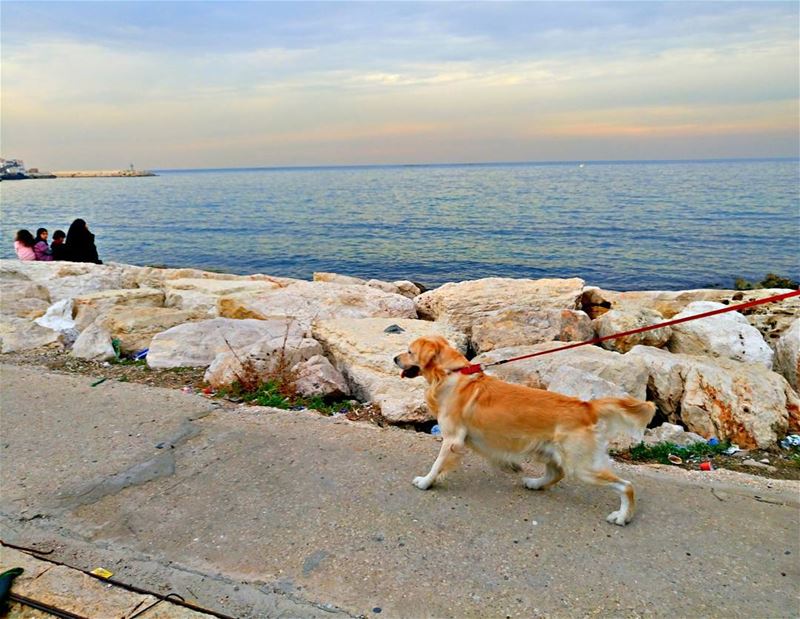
[0,280,51,318]
[218,281,417,332]
[25,262,139,302]
[164,278,282,317]
[643,423,707,447]
[72,288,165,331]
[0,316,63,353]
[71,321,115,361]
[629,345,800,449]
[668,301,774,368]
[293,355,350,399]
[774,319,800,390]
[473,342,648,400]
[134,265,297,289]
[101,306,201,354]
[204,335,323,389]
[415,277,587,353]
[546,366,628,401]
[593,308,671,353]
[147,318,302,369]
[313,272,422,299]
[312,318,469,423]
[588,286,799,344]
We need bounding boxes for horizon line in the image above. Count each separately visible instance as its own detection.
[153,156,800,173]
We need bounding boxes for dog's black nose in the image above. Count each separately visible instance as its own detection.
[393,355,401,364]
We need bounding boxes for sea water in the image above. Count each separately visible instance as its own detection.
[1,159,797,290]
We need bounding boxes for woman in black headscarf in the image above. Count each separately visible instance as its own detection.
[65,218,102,264]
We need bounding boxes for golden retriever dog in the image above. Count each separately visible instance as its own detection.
[394,336,655,525]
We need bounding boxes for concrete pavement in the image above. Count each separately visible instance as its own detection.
[1,363,798,618]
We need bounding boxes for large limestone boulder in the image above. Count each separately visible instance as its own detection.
[312,318,469,423]
[737,290,800,348]
[545,366,629,401]
[164,278,283,317]
[100,306,200,354]
[593,308,671,353]
[293,355,350,399]
[134,265,297,289]
[774,319,799,390]
[0,316,63,353]
[668,302,773,368]
[313,272,422,299]
[473,342,648,400]
[584,287,799,345]
[0,280,51,319]
[628,346,800,449]
[147,318,302,369]
[218,281,417,333]
[71,321,116,361]
[204,334,323,389]
[415,277,588,353]
[8,261,140,302]
[72,288,165,331]
[643,422,707,447]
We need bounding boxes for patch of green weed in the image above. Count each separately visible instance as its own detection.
[628,440,730,464]
[218,379,354,416]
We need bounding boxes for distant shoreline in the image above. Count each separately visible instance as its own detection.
[53,170,156,178]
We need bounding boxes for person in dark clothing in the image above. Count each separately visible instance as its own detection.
[65,218,102,264]
[50,229,68,261]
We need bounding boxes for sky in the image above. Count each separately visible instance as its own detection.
[1,1,798,170]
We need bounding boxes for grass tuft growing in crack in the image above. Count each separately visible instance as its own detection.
[628,440,731,464]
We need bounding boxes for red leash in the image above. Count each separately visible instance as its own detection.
[457,289,800,375]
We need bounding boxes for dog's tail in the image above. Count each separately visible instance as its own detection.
[592,396,656,441]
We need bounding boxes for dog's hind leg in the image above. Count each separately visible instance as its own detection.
[522,461,564,491]
[580,468,635,526]
[412,427,467,490]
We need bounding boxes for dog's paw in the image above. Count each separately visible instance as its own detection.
[412,476,432,490]
[606,510,630,526]
[523,476,547,491]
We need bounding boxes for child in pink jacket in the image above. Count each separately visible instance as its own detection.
[14,230,36,261]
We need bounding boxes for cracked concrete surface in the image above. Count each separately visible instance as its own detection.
[1,363,799,618]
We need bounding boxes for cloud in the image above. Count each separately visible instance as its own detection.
[1,1,797,167]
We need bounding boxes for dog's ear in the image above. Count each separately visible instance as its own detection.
[413,337,442,370]
[438,343,468,371]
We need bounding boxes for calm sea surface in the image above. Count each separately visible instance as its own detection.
[1,160,798,290]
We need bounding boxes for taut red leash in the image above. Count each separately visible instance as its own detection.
[457,289,800,375]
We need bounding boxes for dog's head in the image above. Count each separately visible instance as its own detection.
[394,336,467,381]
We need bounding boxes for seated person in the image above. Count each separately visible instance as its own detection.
[33,228,53,261]
[65,218,102,264]
[13,230,36,261]
[51,229,68,261]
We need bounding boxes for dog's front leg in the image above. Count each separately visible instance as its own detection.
[413,428,467,490]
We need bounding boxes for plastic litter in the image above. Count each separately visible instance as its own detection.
[724,444,740,455]
[780,434,800,449]
[133,348,149,361]
[707,437,720,446]
[90,377,107,387]
[430,424,442,436]
[34,298,75,331]
[181,386,193,394]
[90,567,113,579]
[700,461,713,471]
[667,454,682,465]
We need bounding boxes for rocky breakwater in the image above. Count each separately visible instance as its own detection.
[1,258,798,448]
